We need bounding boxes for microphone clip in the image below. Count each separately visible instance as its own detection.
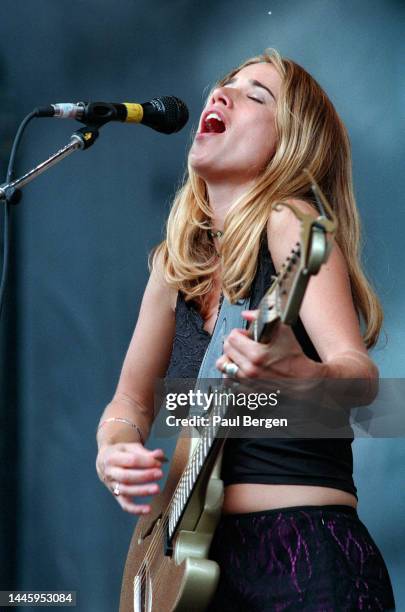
[72,125,100,150]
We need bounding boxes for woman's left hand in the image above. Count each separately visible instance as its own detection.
[216,310,326,380]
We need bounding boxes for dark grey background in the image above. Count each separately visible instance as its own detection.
[0,1,404,610]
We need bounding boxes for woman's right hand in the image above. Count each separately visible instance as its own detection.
[96,442,165,515]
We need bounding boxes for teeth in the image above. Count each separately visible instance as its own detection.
[206,112,224,123]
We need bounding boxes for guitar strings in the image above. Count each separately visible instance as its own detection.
[137,432,210,594]
[138,393,231,593]
[143,403,236,598]
[141,417,216,563]
[136,414,220,591]
[149,420,228,596]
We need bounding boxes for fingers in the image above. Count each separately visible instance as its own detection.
[241,309,259,321]
[113,449,164,469]
[216,320,312,381]
[101,443,164,471]
[108,469,162,516]
[218,345,260,379]
[115,494,152,516]
[113,481,160,497]
[109,466,163,485]
[96,442,167,515]
[216,328,268,378]
[113,443,165,462]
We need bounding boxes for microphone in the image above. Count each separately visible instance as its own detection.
[34,96,189,134]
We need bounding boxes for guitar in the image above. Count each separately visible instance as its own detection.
[119,173,337,612]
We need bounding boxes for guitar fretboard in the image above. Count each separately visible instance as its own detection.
[168,397,228,538]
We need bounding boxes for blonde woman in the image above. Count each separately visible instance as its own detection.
[96,50,395,610]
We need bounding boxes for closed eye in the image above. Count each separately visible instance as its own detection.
[248,96,264,104]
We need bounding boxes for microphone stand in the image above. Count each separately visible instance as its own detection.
[0,125,100,205]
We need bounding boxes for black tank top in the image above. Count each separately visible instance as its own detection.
[165,236,358,499]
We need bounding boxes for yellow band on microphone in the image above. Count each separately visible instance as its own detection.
[123,103,143,123]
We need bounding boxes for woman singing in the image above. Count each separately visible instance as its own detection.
[96,49,395,610]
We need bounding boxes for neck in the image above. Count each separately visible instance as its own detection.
[205,179,254,230]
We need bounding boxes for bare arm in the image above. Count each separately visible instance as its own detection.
[97,254,176,447]
[266,199,378,380]
[96,253,177,514]
[217,199,378,392]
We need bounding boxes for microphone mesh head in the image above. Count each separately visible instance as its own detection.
[143,96,189,134]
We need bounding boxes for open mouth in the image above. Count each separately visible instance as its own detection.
[200,111,226,134]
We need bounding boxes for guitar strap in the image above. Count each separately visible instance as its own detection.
[196,295,251,380]
[190,294,251,447]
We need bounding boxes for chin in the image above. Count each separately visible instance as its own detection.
[187,150,201,172]
[188,156,212,180]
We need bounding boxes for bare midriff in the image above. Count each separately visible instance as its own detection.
[222,483,357,514]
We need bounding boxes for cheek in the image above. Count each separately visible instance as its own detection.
[239,123,277,167]
[260,119,278,162]
[258,130,277,162]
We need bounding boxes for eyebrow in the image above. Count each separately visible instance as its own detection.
[224,76,276,101]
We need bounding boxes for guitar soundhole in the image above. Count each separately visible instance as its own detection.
[134,564,152,612]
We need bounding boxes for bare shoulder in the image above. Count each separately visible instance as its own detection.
[266,197,320,270]
[147,247,178,312]
[266,198,367,361]
[266,196,347,275]
[268,197,319,228]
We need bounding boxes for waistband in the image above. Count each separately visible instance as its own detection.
[221,504,358,520]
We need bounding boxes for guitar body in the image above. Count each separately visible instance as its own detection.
[120,430,224,612]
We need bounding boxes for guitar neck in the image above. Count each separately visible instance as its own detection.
[167,414,226,542]
[251,268,311,344]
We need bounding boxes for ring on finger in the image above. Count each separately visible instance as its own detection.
[222,360,240,377]
[113,482,121,496]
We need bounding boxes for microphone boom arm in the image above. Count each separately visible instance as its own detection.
[0,125,100,204]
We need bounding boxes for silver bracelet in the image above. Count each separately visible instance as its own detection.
[97,417,144,445]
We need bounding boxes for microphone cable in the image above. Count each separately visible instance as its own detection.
[0,110,37,319]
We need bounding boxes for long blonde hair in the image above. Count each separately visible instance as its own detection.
[151,49,383,348]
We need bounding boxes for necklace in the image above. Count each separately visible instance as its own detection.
[208,229,223,239]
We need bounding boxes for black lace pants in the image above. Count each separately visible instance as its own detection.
[207,504,395,611]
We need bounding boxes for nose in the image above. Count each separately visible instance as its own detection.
[210,86,233,108]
